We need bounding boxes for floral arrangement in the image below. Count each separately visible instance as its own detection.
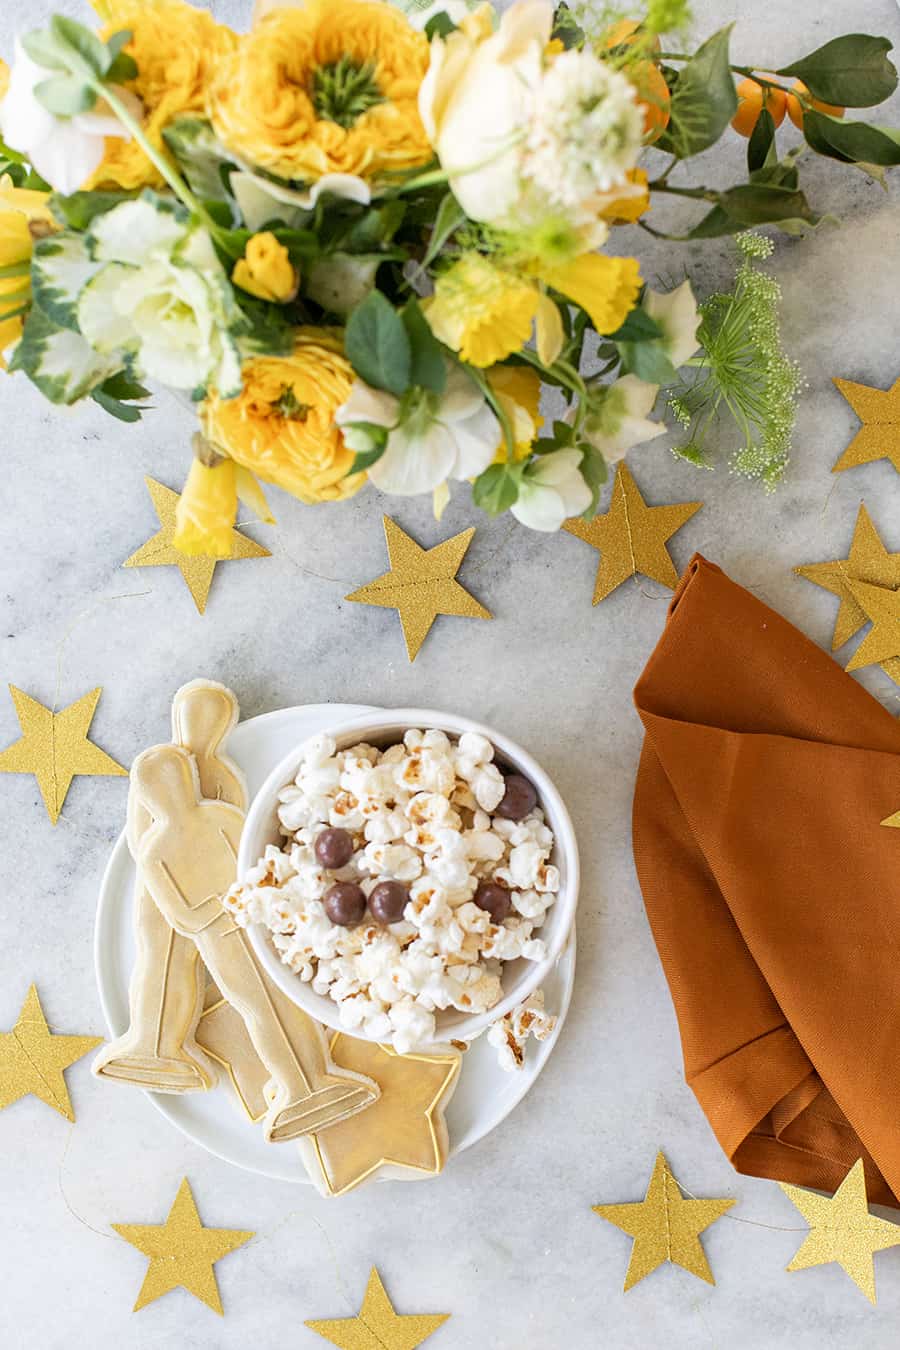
[0,0,897,550]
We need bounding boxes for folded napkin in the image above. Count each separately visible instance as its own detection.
[633,555,900,1206]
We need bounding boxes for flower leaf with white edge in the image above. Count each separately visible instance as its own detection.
[162,117,238,203]
[30,231,100,331]
[8,305,121,404]
[76,261,141,354]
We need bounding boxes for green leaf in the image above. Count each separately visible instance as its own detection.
[423,192,467,268]
[424,12,457,39]
[747,106,776,173]
[50,15,111,77]
[777,34,897,108]
[9,306,120,404]
[106,51,138,84]
[34,76,95,117]
[341,201,407,252]
[348,426,390,474]
[802,110,900,165]
[91,387,145,421]
[345,290,411,397]
[617,340,678,383]
[49,189,139,231]
[552,419,576,446]
[472,463,520,516]
[162,117,237,202]
[21,30,69,72]
[579,445,608,518]
[401,300,446,395]
[608,306,662,344]
[685,183,820,238]
[656,26,737,158]
[551,2,585,50]
[97,370,151,402]
[31,232,100,330]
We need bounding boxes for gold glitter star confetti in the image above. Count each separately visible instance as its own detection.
[0,685,127,824]
[795,504,900,653]
[563,463,702,605]
[833,376,900,475]
[844,579,900,677]
[346,516,491,661]
[306,1267,449,1349]
[592,1151,735,1291]
[124,477,270,615]
[779,1159,900,1304]
[0,985,102,1121]
[113,1177,253,1315]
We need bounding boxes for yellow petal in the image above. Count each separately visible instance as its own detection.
[538,254,641,336]
[535,292,564,365]
[173,456,238,558]
[433,479,451,520]
[235,465,275,525]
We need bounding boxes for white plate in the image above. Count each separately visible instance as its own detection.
[94,703,577,1184]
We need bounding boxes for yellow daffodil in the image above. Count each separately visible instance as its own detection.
[597,168,651,225]
[86,0,237,191]
[0,174,55,367]
[174,454,239,558]
[208,0,431,184]
[232,232,298,303]
[487,365,543,462]
[537,253,641,336]
[204,330,365,505]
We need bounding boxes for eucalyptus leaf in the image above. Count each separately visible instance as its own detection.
[656,27,737,158]
[50,15,111,78]
[21,30,69,73]
[401,299,446,395]
[345,290,411,397]
[777,34,897,108]
[802,110,900,165]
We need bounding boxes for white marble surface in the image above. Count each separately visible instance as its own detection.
[2,0,900,1345]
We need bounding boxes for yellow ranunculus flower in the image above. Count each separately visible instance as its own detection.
[0,174,55,367]
[488,365,543,463]
[232,232,298,303]
[174,455,238,558]
[425,254,539,368]
[86,0,237,192]
[207,0,431,184]
[204,330,365,506]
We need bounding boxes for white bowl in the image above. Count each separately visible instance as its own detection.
[239,708,580,1044]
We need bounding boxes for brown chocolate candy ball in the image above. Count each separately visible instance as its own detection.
[324,882,367,926]
[315,826,354,869]
[473,881,511,922]
[495,773,538,821]
[369,880,409,925]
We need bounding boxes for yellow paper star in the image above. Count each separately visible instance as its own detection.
[564,463,702,604]
[305,1037,461,1197]
[0,685,127,824]
[844,579,900,675]
[123,477,270,615]
[0,985,102,1121]
[795,504,900,651]
[113,1177,253,1315]
[780,1159,900,1303]
[346,516,491,661]
[593,1151,735,1291]
[306,1267,449,1349]
[833,376,900,475]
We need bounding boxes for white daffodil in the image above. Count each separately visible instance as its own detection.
[577,374,665,463]
[76,196,244,395]
[335,362,499,496]
[511,447,592,531]
[643,280,702,370]
[0,39,140,195]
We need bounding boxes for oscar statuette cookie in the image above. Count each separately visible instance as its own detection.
[195,981,269,1123]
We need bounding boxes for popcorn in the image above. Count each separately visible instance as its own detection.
[226,729,560,1053]
[487,990,557,1072]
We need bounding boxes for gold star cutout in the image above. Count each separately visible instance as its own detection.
[833,376,900,475]
[346,516,491,661]
[124,476,270,615]
[0,685,127,824]
[113,1177,253,1315]
[844,579,900,676]
[564,463,702,604]
[306,1267,449,1349]
[303,1036,461,1197]
[795,504,900,652]
[593,1151,735,1291]
[0,984,102,1121]
[780,1159,900,1303]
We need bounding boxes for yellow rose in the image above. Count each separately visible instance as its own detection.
[0,174,55,367]
[174,455,238,558]
[86,0,237,192]
[232,232,298,303]
[207,0,431,184]
[204,330,365,505]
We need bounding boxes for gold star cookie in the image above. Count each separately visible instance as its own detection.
[0,985,102,1121]
[124,477,269,615]
[795,504,900,651]
[564,463,702,604]
[845,580,900,673]
[113,1177,253,1315]
[306,1267,449,1349]
[593,1151,735,1291]
[833,376,900,475]
[0,685,126,824]
[346,516,491,661]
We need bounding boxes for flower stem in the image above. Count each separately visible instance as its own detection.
[466,363,516,462]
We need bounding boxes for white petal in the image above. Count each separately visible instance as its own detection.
[77,263,138,353]
[438,361,484,421]
[617,373,659,419]
[530,446,584,488]
[335,381,399,430]
[30,123,106,195]
[511,482,567,531]
[643,281,701,369]
[446,401,500,478]
[231,169,371,231]
[88,198,185,266]
[369,421,457,495]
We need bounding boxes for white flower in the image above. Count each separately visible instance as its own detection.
[0,39,140,195]
[511,447,592,531]
[643,280,702,370]
[578,374,665,463]
[335,362,500,496]
[230,169,370,232]
[523,49,643,207]
[419,0,551,224]
[76,196,244,396]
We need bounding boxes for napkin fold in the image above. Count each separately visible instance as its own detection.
[633,555,900,1206]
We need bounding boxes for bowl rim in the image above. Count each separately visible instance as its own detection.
[239,707,580,1043]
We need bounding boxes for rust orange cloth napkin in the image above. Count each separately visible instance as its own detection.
[633,554,900,1206]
